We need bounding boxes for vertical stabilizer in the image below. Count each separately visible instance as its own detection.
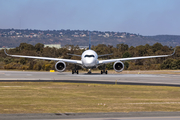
[89,31,91,49]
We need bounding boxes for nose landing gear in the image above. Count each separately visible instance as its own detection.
[88,69,91,74]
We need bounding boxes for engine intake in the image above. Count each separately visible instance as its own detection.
[55,61,66,72]
[113,61,124,72]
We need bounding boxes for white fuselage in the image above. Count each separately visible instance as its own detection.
[81,50,99,68]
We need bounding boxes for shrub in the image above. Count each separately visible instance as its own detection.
[4,62,21,69]
[43,64,52,71]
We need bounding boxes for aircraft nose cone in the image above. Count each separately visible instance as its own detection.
[86,58,93,63]
[85,58,95,66]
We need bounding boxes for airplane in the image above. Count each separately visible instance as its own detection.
[4,34,176,74]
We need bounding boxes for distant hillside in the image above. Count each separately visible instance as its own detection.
[0,29,180,47]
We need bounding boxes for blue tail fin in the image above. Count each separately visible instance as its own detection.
[89,31,91,49]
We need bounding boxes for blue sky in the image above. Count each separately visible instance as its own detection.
[0,0,180,35]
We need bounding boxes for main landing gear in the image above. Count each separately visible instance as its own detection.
[72,70,78,74]
[101,70,108,74]
[72,65,79,74]
[101,64,108,74]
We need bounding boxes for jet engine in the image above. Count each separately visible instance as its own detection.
[55,61,66,72]
[113,61,124,72]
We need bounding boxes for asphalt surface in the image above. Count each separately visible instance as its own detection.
[0,112,180,120]
[0,70,180,120]
[0,70,180,87]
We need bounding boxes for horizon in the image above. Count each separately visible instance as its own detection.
[1,28,180,36]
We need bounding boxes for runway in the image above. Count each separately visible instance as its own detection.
[0,70,180,87]
[0,112,180,120]
[0,70,180,120]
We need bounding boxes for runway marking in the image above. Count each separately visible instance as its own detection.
[4,74,10,76]
[26,74,32,76]
[4,74,32,76]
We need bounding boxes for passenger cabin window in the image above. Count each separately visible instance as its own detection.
[84,55,95,58]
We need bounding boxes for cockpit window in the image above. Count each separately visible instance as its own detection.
[84,55,95,58]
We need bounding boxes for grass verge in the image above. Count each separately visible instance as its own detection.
[0,82,180,113]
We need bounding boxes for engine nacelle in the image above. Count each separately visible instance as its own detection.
[113,61,124,72]
[55,61,66,72]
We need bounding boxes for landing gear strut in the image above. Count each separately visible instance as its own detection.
[72,70,78,74]
[88,69,91,74]
[72,65,79,74]
[101,64,108,74]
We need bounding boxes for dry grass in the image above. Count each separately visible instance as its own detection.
[0,82,180,113]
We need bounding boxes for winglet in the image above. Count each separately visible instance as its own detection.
[4,47,9,56]
[171,48,176,56]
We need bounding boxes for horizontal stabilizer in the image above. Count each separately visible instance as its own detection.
[98,53,113,57]
[67,53,81,57]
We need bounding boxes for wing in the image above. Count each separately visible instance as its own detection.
[4,49,82,65]
[99,48,176,65]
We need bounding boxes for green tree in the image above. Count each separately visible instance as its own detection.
[122,52,132,58]
[20,58,26,65]
[4,57,12,64]
[160,58,176,69]
[35,43,44,51]
[152,42,163,53]
[116,43,128,52]
[124,61,129,70]
[19,43,35,51]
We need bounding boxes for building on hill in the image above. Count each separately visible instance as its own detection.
[44,44,61,49]
[79,46,89,49]
[0,46,14,50]
[64,46,89,50]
